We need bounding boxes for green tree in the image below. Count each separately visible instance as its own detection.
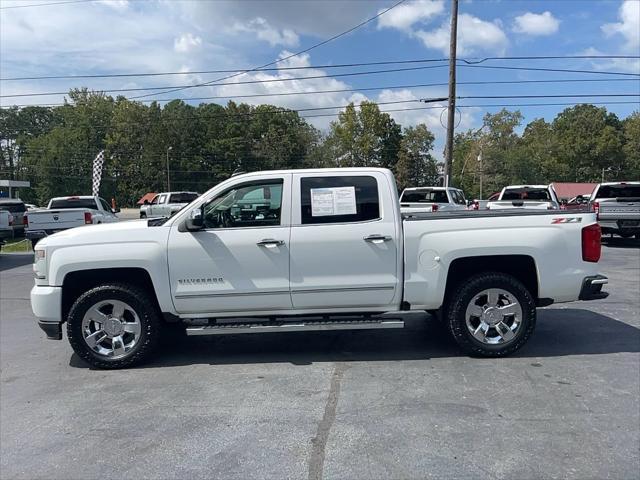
[395,124,438,191]
[621,111,640,179]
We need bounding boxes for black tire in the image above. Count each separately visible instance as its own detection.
[31,239,39,250]
[67,283,162,369]
[445,272,536,357]
[140,212,146,219]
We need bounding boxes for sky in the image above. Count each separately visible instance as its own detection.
[1,0,639,156]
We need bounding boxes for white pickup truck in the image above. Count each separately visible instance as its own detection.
[139,191,199,219]
[31,168,608,369]
[399,187,468,214]
[0,210,13,246]
[590,181,640,239]
[487,185,560,210]
[26,195,119,248]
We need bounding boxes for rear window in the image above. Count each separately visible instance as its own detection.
[0,201,26,213]
[594,185,640,199]
[169,192,198,203]
[401,190,448,203]
[49,198,98,209]
[502,188,551,201]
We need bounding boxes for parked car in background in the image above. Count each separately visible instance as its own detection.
[31,168,608,369]
[25,203,39,211]
[561,194,591,211]
[25,195,120,248]
[139,191,199,218]
[400,187,467,214]
[590,181,640,238]
[0,199,27,237]
[0,210,14,246]
[469,192,500,211]
[487,185,560,210]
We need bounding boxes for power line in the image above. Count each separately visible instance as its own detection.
[461,64,640,77]
[4,63,639,101]
[0,64,449,98]
[0,0,94,9]
[5,78,639,108]
[130,0,409,100]
[3,55,637,81]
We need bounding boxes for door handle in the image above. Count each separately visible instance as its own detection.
[364,234,392,243]
[257,239,285,247]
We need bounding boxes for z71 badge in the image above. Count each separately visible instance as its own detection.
[551,217,582,224]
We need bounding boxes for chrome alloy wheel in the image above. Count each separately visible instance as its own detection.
[464,288,523,345]
[81,300,142,359]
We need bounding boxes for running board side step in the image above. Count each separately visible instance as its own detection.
[186,319,404,336]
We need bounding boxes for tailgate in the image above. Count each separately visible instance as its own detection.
[599,201,640,221]
[489,201,551,209]
[27,209,86,230]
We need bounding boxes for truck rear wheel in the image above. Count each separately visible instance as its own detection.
[67,283,162,369]
[445,272,536,357]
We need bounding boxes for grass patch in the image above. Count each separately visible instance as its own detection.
[1,238,32,253]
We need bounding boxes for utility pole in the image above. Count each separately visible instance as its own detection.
[444,0,459,188]
[166,146,173,191]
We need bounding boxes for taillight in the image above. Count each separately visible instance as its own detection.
[432,204,439,212]
[8,214,14,226]
[84,212,92,224]
[23,214,28,227]
[582,224,601,263]
[592,201,600,220]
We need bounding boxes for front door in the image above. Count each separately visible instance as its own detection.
[289,172,400,310]
[168,175,292,315]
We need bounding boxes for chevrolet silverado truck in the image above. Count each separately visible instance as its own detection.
[589,181,640,239]
[26,195,119,248]
[400,187,468,214]
[30,168,608,369]
[487,185,560,210]
[139,191,199,218]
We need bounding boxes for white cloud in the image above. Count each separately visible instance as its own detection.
[512,11,560,36]
[174,33,202,53]
[96,0,129,12]
[602,0,640,52]
[377,0,444,32]
[415,14,508,56]
[232,17,299,47]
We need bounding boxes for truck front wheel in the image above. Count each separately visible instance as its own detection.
[67,283,162,369]
[446,272,536,357]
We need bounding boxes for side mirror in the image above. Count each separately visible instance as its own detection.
[185,208,204,231]
[143,200,150,205]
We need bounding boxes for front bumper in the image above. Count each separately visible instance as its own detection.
[579,275,609,301]
[31,285,63,339]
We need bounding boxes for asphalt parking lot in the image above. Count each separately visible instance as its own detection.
[1,240,638,480]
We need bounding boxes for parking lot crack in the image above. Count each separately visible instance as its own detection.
[308,362,349,480]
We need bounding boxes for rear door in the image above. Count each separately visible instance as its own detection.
[289,172,400,310]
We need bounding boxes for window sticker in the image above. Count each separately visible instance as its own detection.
[310,186,357,216]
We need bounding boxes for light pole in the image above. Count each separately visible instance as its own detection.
[166,146,173,192]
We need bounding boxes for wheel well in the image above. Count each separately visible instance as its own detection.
[444,255,539,302]
[61,268,160,321]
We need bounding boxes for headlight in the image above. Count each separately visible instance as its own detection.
[33,248,47,280]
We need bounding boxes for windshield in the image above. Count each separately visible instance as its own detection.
[49,198,98,209]
[401,190,449,203]
[594,184,640,199]
[169,192,198,203]
[502,188,551,201]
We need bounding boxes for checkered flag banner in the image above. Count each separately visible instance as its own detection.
[91,150,105,197]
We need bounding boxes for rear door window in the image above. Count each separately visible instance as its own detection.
[401,190,448,203]
[301,176,379,224]
[502,188,551,201]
